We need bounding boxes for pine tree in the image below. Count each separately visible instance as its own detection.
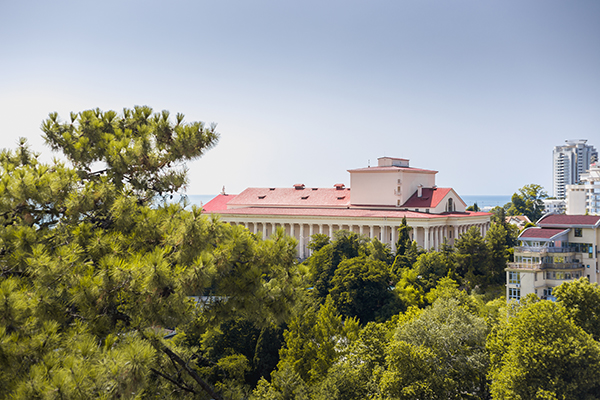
[0,107,304,399]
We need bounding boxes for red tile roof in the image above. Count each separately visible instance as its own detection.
[202,194,237,212]
[226,187,352,208]
[401,188,452,208]
[519,228,569,240]
[206,206,488,220]
[537,214,600,227]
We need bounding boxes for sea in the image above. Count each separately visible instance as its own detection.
[177,194,512,212]
[461,195,512,211]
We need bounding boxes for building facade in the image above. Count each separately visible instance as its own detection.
[553,139,598,199]
[506,214,600,301]
[566,162,600,215]
[204,157,491,258]
[542,199,566,215]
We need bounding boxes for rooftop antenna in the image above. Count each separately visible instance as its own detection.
[368,159,370,168]
[221,185,226,195]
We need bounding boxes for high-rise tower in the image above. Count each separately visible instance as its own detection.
[553,140,598,199]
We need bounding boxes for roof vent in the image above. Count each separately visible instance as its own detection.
[334,183,345,190]
[294,184,305,190]
[312,187,318,190]
[258,195,266,199]
[301,195,309,200]
[269,188,276,191]
[337,196,345,200]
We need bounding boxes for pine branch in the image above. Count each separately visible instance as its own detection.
[150,368,198,394]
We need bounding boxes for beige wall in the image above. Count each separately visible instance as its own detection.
[350,169,436,207]
[566,187,587,215]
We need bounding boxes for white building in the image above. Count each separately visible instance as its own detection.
[506,214,600,301]
[542,198,566,215]
[204,157,491,258]
[553,139,597,199]
[566,162,600,215]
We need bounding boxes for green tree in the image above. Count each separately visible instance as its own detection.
[412,251,454,291]
[275,296,360,385]
[466,202,480,212]
[380,297,490,399]
[307,230,367,301]
[454,226,491,289]
[308,233,330,253]
[395,216,412,257]
[488,300,600,399]
[505,184,548,222]
[554,277,600,340]
[485,223,511,285]
[329,256,400,323]
[0,107,303,399]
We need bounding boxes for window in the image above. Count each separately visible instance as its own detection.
[508,288,520,301]
[575,228,583,237]
[509,271,520,284]
[543,287,553,297]
[447,198,454,212]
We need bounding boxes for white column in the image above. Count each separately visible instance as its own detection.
[253,222,257,234]
[262,223,266,240]
[329,224,334,238]
[299,224,305,259]
[319,224,323,234]
[369,225,374,239]
[290,223,295,238]
[392,225,397,252]
[359,225,364,236]
[424,227,430,250]
[309,223,314,239]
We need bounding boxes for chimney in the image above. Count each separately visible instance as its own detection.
[417,184,423,198]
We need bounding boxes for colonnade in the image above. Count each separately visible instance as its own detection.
[227,219,490,259]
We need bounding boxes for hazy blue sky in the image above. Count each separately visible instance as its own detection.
[1,0,598,196]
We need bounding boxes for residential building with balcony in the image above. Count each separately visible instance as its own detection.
[506,214,600,301]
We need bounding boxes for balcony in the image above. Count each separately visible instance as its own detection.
[515,246,573,254]
[508,262,583,271]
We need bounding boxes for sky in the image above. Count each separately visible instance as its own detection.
[1,0,599,196]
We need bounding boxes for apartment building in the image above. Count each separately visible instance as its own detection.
[553,140,597,199]
[566,162,600,215]
[506,214,600,301]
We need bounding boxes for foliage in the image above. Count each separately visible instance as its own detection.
[42,106,219,200]
[0,108,303,399]
[554,277,600,340]
[412,251,454,292]
[380,297,490,399]
[488,300,600,399]
[307,234,330,253]
[329,256,401,323]
[307,230,367,301]
[276,296,359,385]
[454,226,491,289]
[466,202,480,212]
[485,223,511,285]
[505,184,548,222]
